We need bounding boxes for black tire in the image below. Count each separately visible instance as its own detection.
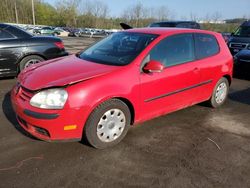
[19,55,44,71]
[208,77,229,108]
[84,99,131,149]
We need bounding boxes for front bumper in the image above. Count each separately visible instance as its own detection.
[11,87,84,142]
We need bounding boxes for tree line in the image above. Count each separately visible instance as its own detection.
[0,0,247,32]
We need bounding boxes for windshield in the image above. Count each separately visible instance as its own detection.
[79,32,158,66]
[233,26,250,37]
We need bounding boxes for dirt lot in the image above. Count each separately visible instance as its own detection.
[0,37,250,188]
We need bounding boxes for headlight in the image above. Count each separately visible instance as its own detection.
[30,89,68,109]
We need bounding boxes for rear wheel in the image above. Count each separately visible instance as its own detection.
[19,55,44,71]
[84,99,131,149]
[208,77,229,108]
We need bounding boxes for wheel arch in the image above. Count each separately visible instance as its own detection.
[115,97,135,125]
[85,96,136,127]
[17,53,47,72]
[223,74,232,86]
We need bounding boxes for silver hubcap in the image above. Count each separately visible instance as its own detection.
[24,59,41,69]
[97,109,126,143]
[215,82,227,104]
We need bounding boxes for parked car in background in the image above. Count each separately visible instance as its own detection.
[24,26,35,34]
[33,27,42,35]
[0,23,68,77]
[34,26,59,36]
[148,21,201,29]
[228,21,250,55]
[234,49,250,76]
[40,26,56,35]
[68,28,81,37]
[54,27,69,37]
[105,29,119,35]
[81,28,107,37]
[221,32,231,43]
[234,49,250,63]
[11,28,233,149]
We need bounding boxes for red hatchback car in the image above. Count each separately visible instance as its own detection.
[11,28,233,149]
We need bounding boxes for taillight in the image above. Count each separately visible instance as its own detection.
[54,42,64,49]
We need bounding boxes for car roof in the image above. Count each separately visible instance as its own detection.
[0,23,10,29]
[0,23,32,38]
[123,27,218,36]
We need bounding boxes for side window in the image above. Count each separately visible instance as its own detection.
[194,33,219,59]
[148,34,195,67]
[0,29,14,39]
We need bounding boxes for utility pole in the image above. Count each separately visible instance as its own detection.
[14,1,19,24]
[31,0,35,25]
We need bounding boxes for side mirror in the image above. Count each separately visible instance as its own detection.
[143,60,164,73]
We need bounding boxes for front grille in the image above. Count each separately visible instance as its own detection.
[19,86,34,102]
[229,43,248,49]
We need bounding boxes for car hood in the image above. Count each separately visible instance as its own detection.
[18,55,121,91]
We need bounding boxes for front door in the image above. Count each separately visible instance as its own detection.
[139,33,201,120]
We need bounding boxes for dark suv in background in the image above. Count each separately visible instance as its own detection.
[228,21,250,55]
[148,21,201,29]
[228,21,250,75]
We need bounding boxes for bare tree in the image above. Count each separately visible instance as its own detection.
[190,12,198,21]
[80,0,108,17]
[55,0,79,26]
[133,2,144,27]
[78,0,109,28]
[211,11,222,23]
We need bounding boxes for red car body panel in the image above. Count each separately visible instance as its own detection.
[18,55,122,90]
[11,28,233,141]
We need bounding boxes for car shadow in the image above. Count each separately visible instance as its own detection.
[229,87,250,106]
[2,91,38,140]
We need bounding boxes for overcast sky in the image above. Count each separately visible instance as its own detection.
[45,0,250,20]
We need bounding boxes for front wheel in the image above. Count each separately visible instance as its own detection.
[84,99,131,149]
[208,77,229,108]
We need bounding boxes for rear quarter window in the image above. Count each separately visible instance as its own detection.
[0,29,15,39]
[194,33,219,59]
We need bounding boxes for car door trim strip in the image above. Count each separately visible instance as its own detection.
[144,79,213,102]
